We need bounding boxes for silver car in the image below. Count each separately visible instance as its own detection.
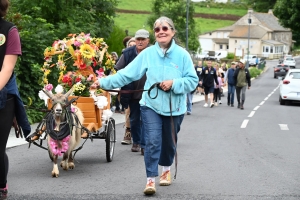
[279,69,300,105]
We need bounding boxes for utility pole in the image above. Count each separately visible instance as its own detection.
[247,11,252,68]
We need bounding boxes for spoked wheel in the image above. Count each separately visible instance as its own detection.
[105,118,116,162]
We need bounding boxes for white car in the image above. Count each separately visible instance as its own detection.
[195,51,208,59]
[283,57,296,68]
[279,69,300,105]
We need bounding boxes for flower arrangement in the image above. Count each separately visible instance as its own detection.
[60,72,94,97]
[41,32,116,97]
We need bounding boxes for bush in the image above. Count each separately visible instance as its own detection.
[249,67,262,78]
[226,52,234,59]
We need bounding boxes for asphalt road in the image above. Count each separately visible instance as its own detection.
[6,59,300,200]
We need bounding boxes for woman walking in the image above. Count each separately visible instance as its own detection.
[0,0,31,199]
[92,16,198,195]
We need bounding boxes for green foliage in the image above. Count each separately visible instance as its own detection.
[6,0,119,124]
[246,0,276,12]
[193,1,247,15]
[105,25,127,56]
[147,0,200,52]
[249,67,262,78]
[273,0,300,46]
[227,53,235,59]
[274,0,300,32]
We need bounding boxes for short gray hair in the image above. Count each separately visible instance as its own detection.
[153,16,176,32]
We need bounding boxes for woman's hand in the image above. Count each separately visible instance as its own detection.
[91,80,100,89]
[159,80,173,91]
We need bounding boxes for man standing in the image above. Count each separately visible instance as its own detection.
[233,59,251,110]
[114,29,150,153]
[200,60,219,108]
[225,61,236,107]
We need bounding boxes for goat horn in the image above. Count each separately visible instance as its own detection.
[64,86,75,97]
[42,89,54,99]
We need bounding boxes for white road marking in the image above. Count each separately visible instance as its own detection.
[279,124,289,130]
[264,97,268,100]
[248,111,255,117]
[254,106,259,111]
[259,101,265,106]
[241,119,249,128]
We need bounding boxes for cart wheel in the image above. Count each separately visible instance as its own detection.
[105,118,116,162]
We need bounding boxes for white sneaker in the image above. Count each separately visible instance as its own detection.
[203,103,208,107]
[210,103,214,108]
[219,100,222,104]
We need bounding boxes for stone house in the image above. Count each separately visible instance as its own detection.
[199,9,294,58]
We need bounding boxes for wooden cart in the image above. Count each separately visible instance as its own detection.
[30,91,116,162]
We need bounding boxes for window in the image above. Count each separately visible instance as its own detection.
[220,45,223,49]
[227,45,229,50]
[235,40,237,43]
[289,72,300,79]
[270,46,273,53]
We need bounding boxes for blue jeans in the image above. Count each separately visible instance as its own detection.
[186,93,193,113]
[129,101,143,146]
[227,84,236,104]
[140,106,184,177]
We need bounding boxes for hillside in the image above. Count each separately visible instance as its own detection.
[114,1,247,36]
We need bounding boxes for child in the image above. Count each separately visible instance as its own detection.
[214,71,223,106]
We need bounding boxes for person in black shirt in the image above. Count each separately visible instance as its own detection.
[199,60,219,108]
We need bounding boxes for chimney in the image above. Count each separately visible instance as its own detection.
[268,9,273,15]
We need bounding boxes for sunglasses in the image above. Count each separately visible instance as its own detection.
[154,26,173,33]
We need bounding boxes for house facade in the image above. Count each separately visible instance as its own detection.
[198,9,293,58]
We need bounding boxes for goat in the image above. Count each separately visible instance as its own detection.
[43,87,84,177]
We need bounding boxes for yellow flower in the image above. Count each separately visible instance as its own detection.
[58,71,64,82]
[80,44,95,59]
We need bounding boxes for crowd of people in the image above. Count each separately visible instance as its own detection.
[186,58,251,114]
[1,1,253,197]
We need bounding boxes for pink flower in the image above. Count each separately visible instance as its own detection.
[44,84,53,91]
[96,69,105,78]
[87,74,94,81]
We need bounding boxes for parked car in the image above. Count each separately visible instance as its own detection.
[283,57,296,68]
[243,54,260,66]
[215,51,228,61]
[279,69,300,105]
[274,64,289,79]
[279,54,293,64]
[195,51,209,60]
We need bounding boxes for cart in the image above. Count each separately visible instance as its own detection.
[28,91,116,162]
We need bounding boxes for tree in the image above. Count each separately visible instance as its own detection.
[147,0,200,53]
[273,0,300,47]
[10,0,118,39]
[6,0,119,123]
[246,0,277,12]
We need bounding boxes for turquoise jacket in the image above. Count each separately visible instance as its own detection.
[100,39,198,116]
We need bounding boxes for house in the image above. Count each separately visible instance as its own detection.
[198,9,294,58]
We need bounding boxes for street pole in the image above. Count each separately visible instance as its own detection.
[186,0,190,52]
[247,11,252,68]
